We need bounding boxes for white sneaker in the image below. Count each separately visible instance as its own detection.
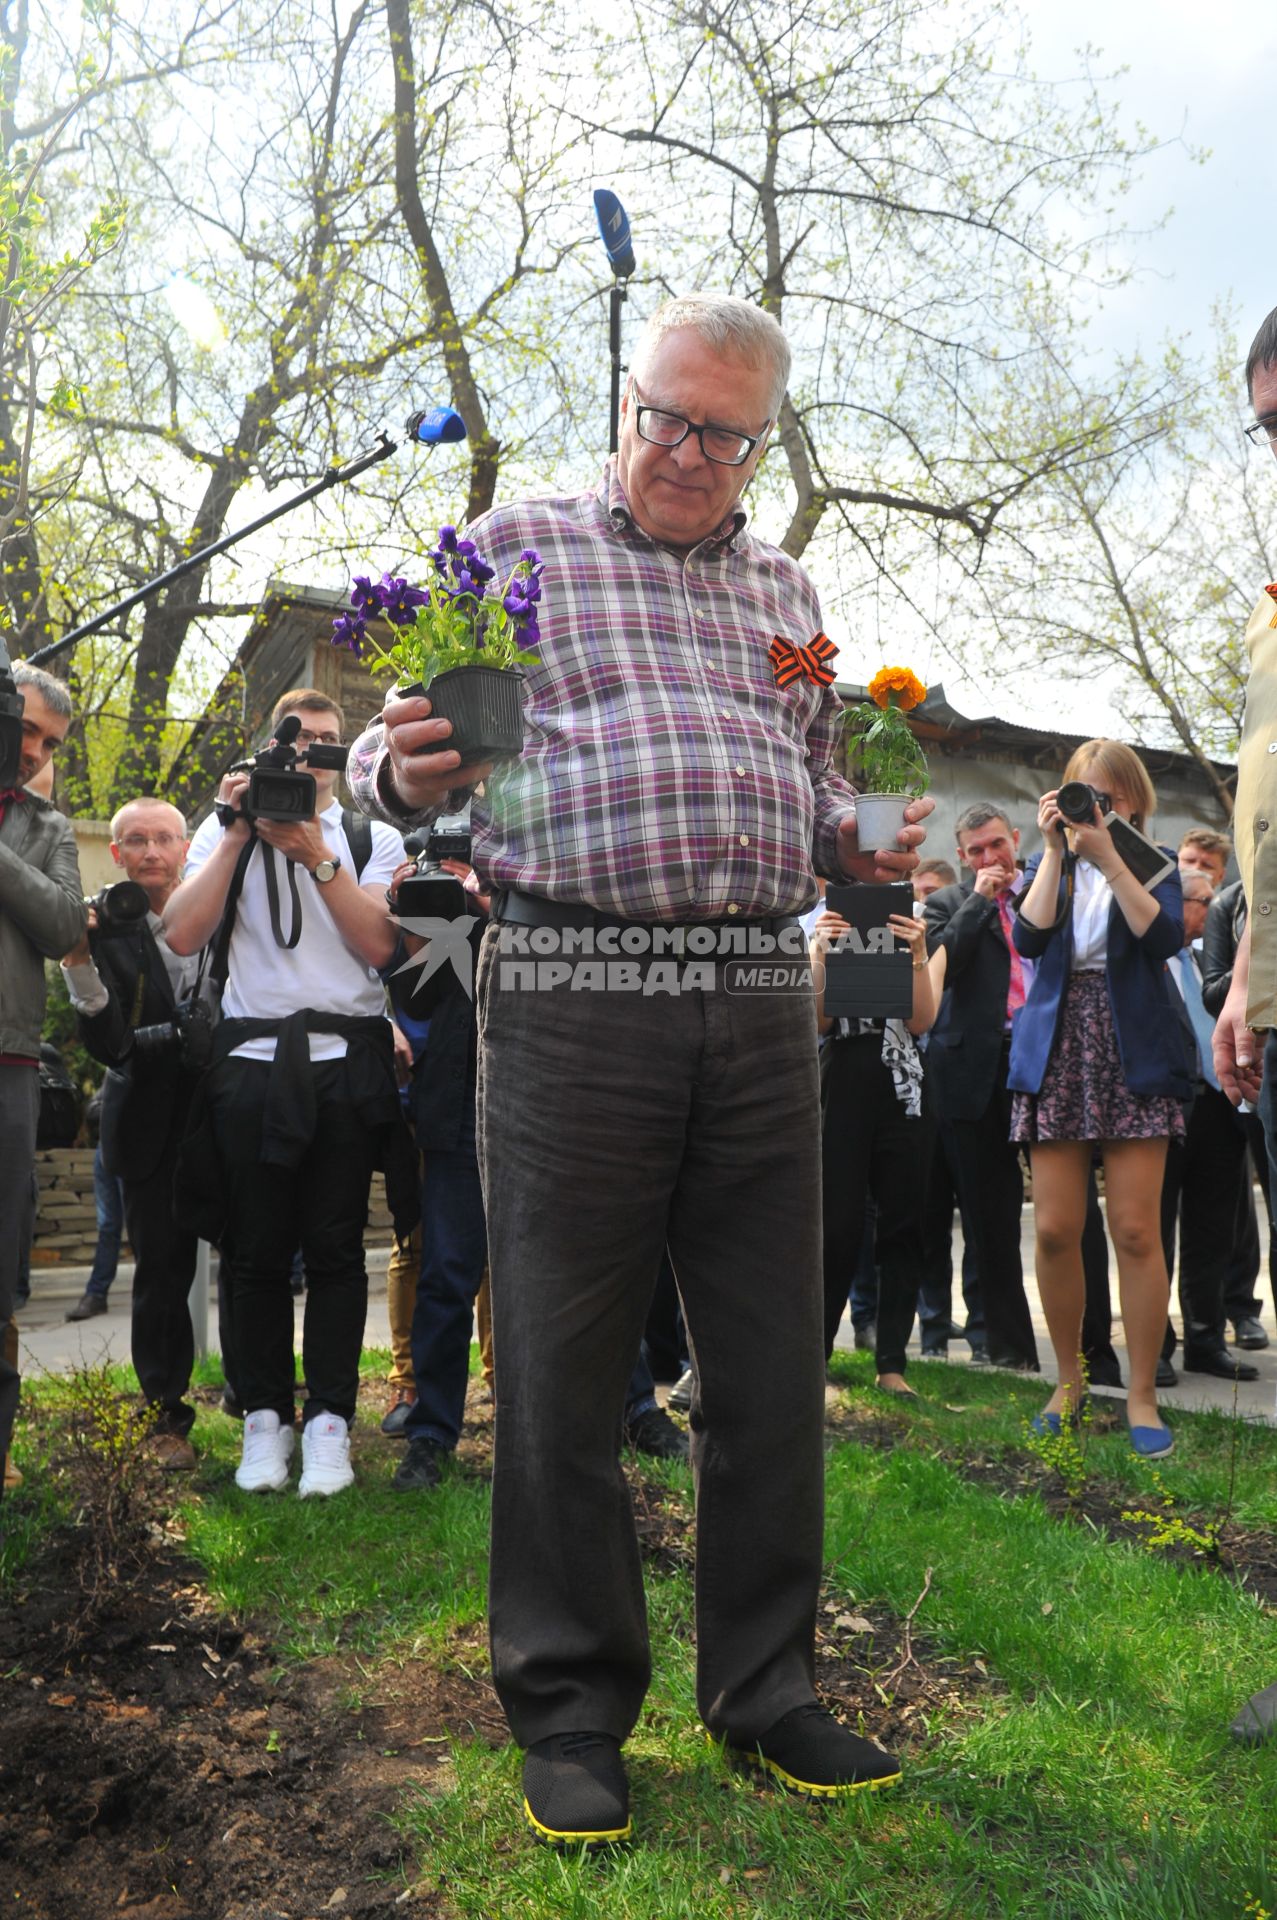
[299,1412,354,1498]
[235,1410,294,1493]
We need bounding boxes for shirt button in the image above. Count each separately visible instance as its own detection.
[1260,820,1270,832]
[726,903,740,915]
[1261,903,1273,916]
[734,764,745,776]
[721,709,733,721]
[739,834,750,847]
[705,659,716,670]
[1268,743,1277,755]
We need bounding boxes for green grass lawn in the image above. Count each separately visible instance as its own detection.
[8,1350,1277,1919]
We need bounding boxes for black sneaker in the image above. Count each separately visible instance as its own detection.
[730,1702,901,1798]
[523,1732,631,1846]
[392,1436,447,1491]
[622,1406,689,1462]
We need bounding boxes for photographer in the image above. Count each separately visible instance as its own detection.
[165,689,408,1498]
[61,798,206,1468]
[1009,740,1188,1459]
[0,665,85,1498]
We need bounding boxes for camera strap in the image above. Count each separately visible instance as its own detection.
[209,836,257,994]
[262,843,304,950]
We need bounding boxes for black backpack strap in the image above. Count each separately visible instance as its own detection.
[342,807,375,881]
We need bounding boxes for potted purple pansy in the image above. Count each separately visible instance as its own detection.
[331,525,542,764]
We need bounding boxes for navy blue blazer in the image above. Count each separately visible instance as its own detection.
[1006,852,1190,1101]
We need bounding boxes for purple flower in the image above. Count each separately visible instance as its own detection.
[436,525,460,551]
[331,609,366,655]
[518,547,542,568]
[350,574,381,615]
[378,574,430,627]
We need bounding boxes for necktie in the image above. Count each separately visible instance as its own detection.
[1177,952,1220,1092]
[995,890,1026,1019]
[0,786,27,826]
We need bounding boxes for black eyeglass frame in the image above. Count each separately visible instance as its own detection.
[630,385,769,468]
[1243,417,1277,446]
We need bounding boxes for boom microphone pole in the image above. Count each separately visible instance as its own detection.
[27,405,469,670]
[593,189,635,455]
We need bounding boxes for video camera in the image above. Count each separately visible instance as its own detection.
[86,879,151,936]
[393,810,472,921]
[223,713,350,824]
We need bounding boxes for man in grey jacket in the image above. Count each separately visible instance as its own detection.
[0,665,85,1491]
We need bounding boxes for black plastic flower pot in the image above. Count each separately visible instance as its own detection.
[423,664,526,765]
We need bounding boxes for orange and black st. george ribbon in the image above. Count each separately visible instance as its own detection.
[769,631,839,689]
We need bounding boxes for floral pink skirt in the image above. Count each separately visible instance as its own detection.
[1010,970,1185,1145]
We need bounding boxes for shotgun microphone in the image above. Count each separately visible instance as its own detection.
[593,189,635,279]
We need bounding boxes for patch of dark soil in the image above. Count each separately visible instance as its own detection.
[0,1533,447,1920]
[813,1586,1006,1752]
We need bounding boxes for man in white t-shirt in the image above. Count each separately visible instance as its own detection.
[166,688,404,1498]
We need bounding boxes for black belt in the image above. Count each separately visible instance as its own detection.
[491,886,803,961]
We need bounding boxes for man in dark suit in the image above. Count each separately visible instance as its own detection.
[924,803,1040,1370]
[61,798,206,1469]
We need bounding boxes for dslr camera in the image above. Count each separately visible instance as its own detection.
[221,713,350,825]
[393,810,472,922]
[1055,780,1112,827]
[86,879,151,936]
[130,992,217,1074]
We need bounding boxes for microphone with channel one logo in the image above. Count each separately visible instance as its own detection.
[404,405,467,445]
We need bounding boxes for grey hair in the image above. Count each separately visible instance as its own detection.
[1246,305,1277,402]
[954,802,1013,838]
[1180,872,1215,902]
[15,663,72,718]
[630,293,791,419]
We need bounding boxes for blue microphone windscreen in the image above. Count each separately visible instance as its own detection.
[408,406,468,444]
[593,189,636,278]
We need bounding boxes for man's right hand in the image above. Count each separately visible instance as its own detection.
[63,905,99,968]
[216,770,253,840]
[973,863,1014,899]
[381,692,494,814]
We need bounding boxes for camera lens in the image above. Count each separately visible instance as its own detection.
[1056,781,1098,825]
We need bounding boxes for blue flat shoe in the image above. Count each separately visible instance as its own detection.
[1126,1412,1174,1460]
[1029,1394,1090,1438]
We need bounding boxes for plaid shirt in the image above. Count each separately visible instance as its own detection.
[346,461,858,921]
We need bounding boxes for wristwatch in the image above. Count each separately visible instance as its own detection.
[312,856,342,884]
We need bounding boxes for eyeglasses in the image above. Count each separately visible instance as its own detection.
[632,387,768,467]
[295,729,341,746]
[1243,418,1277,445]
[118,831,183,850]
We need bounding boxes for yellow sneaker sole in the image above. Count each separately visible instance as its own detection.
[749,1751,903,1798]
[523,1798,632,1847]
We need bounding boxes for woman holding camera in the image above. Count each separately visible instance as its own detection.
[1009,740,1189,1458]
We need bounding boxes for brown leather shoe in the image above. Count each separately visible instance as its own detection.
[3,1455,22,1492]
[149,1431,197,1472]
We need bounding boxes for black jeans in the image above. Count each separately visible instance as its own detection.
[0,1065,39,1488]
[821,1033,925,1371]
[942,1043,1039,1370]
[208,1055,374,1426]
[476,934,825,1749]
[124,1135,198,1436]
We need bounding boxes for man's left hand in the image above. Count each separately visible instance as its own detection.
[254,816,332,872]
[836,795,934,884]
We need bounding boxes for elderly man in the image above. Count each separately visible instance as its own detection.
[0,665,85,1494]
[60,798,208,1467]
[348,293,929,1841]
[1212,302,1277,1745]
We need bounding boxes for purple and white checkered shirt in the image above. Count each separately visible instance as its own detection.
[346,461,858,921]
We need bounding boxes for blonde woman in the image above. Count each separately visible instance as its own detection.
[1009,741,1189,1458]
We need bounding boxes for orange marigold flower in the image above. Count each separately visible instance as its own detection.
[868,665,927,712]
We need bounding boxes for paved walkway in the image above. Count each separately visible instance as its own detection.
[14,1207,1277,1423]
